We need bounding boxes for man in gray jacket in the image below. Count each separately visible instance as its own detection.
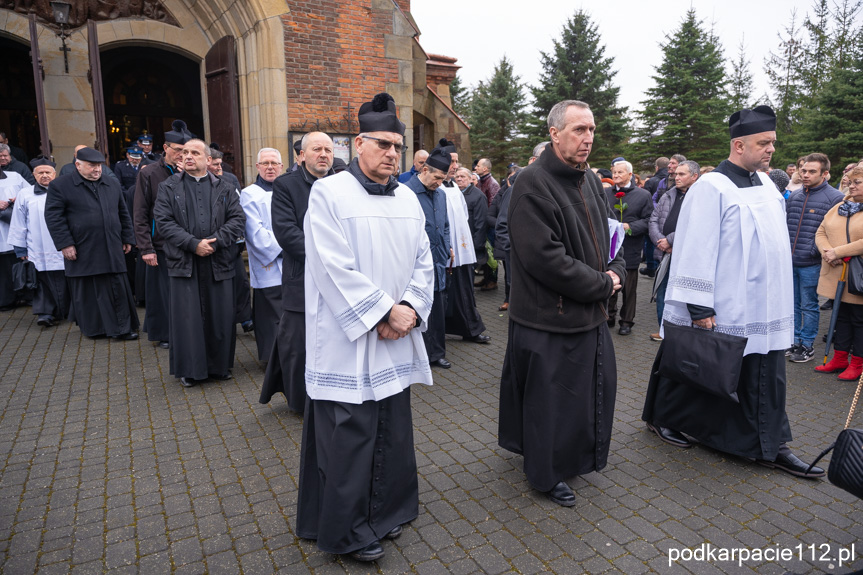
[647,160,699,341]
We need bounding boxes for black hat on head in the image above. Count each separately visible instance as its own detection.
[425,147,452,173]
[438,138,456,155]
[30,156,56,169]
[76,147,105,163]
[164,120,193,145]
[729,105,776,138]
[293,139,303,154]
[358,93,405,136]
[332,157,348,173]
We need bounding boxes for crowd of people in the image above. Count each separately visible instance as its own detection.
[2,94,863,563]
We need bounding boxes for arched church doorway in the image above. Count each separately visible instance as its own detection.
[0,34,39,161]
[100,45,204,163]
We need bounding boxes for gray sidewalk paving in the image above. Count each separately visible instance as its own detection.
[0,276,860,574]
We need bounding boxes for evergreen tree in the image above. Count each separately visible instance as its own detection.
[529,9,628,165]
[635,9,729,163]
[801,0,832,100]
[764,10,806,137]
[729,37,754,110]
[467,56,528,178]
[794,30,863,174]
[449,73,471,120]
[831,0,863,70]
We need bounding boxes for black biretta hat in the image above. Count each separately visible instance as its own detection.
[438,138,456,155]
[30,156,56,169]
[358,93,405,136]
[164,120,194,145]
[729,105,776,138]
[425,147,452,173]
[76,147,105,163]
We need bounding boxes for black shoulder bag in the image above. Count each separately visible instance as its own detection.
[806,375,863,500]
[845,215,863,296]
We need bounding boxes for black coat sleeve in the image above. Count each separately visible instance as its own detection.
[213,185,246,249]
[271,176,305,260]
[468,193,488,252]
[154,184,199,254]
[44,182,74,250]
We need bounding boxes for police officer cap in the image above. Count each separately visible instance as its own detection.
[729,105,776,138]
[358,93,405,136]
[76,147,105,163]
[127,146,143,157]
[137,134,153,144]
[29,156,56,169]
[425,147,452,173]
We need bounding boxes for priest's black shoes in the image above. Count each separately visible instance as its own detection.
[646,422,692,448]
[158,341,170,349]
[179,377,199,388]
[113,332,139,341]
[618,324,632,335]
[756,452,826,478]
[385,524,402,539]
[464,334,491,343]
[546,481,576,507]
[37,315,55,327]
[430,358,452,369]
[349,541,384,562]
[208,372,232,381]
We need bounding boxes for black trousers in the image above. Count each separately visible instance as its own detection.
[834,301,863,354]
[608,268,638,326]
[422,289,446,362]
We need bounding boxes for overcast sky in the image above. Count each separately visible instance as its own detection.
[411,0,833,116]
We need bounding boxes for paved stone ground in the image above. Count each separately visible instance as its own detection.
[0,275,860,574]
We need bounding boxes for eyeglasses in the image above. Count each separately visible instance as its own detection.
[165,144,183,152]
[257,162,282,168]
[361,136,406,155]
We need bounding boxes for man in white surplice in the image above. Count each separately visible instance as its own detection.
[642,105,825,479]
[296,92,434,562]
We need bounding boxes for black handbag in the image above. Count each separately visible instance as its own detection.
[11,260,37,292]
[806,376,863,500]
[845,217,863,296]
[658,321,748,403]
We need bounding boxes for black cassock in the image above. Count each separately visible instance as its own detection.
[444,265,486,338]
[44,170,139,337]
[260,166,321,411]
[252,285,280,362]
[33,270,69,320]
[154,173,245,381]
[296,389,419,554]
[499,321,617,492]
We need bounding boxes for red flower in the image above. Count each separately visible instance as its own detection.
[615,191,625,198]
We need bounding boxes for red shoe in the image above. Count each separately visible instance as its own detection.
[838,355,863,381]
[816,350,849,373]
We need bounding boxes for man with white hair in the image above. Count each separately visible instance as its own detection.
[528,142,549,164]
[241,148,284,361]
[44,147,139,339]
[0,159,31,311]
[605,159,653,335]
[8,157,68,325]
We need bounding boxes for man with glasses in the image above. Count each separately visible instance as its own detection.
[296,93,434,562]
[404,146,453,368]
[240,148,284,362]
[134,120,193,350]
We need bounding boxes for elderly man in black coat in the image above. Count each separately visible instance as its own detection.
[499,100,625,507]
[44,147,139,340]
[154,139,245,388]
[606,160,653,335]
[259,132,334,411]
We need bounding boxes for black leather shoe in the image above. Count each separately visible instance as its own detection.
[431,358,452,369]
[208,372,232,381]
[639,267,656,277]
[159,341,170,349]
[385,525,402,539]
[464,334,491,343]
[756,452,826,478]
[618,324,632,335]
[242,320,254,333]
[546,481,576,507]
[607,317,615,327]
[179,377,198,388]
[114,332,139,341]
[646,422,692,448]
[37,315,55,327]
[349,541,384,562]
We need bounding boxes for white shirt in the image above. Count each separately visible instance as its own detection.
[662,171,794,355]
[7,185,65,271]
[304,171,435,404]
[240,183,282,288]
[0,171,30,253]
[443,184,477,267]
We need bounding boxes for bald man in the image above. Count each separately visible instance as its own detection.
[398,149,429,183]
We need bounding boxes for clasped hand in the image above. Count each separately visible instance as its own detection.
[377,304,417,340]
